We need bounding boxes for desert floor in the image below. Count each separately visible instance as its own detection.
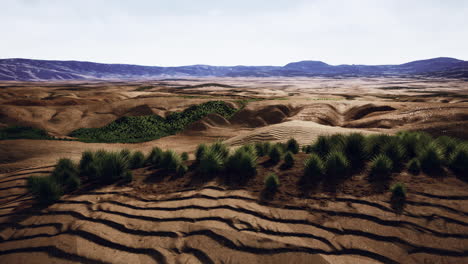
[0,77,467,263]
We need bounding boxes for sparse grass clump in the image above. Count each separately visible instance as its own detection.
[129,151,145,169]
[343,133,367,171]
[286,138,299,154]
[160,150,183,172]
[407,158,421,175]
[27,176,63,204]
[369,154,393,182]
[418,143,444,175]
[282,151,294,169]
[94,151,130,184]
[195,144,208,163]
[380,139,406,170]
[366,134,392,158]
[79,151,96,176]
[324,151,350,181]
[264,173,280,196]
[269,145,283,164]
[448,145,468,180]
[303,154,325,184]
[197,148,224,178]
[310,135,333,157]
[51,158,80,191]
[181,152,189,161]
[225,147,257,184]
[146,147,163,166]
[390,182,407,211]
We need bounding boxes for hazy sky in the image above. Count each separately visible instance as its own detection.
[1,0,467,66]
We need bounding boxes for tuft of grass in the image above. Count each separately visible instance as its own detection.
[93,151,130,184]
[51,158,80,190]
[269,145,283,164]
[282,151,294,169]
[146,147,163,166]
[195,144,208,163]
[396,131,431,159]
[369,154,393,182]
[79,151,96,177]
[418,143,444,175]
[435,136,459,160]
[210,141,230,161]
[264,173,280,195]
[310,136,333,157]
[225,147,257,183]
[449,145,468,180]
[176,164,188,177]
[303,154,325,184]
[343,133,368,171]
[381,139,406,170]
[407,158,421,175]
[129,151,145,169]
[27,176,63,204]
[324,151,350,181]
[160,150,183,172]
[181,152,189,161]
[366,134,392,158]
[390,182,407,211]
[286,138,299,154]
[197,148,224,177]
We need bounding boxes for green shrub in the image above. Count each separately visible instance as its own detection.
[435,136,459,160]
[328,134,346,150]
[94,152,130,183]
[310,135,333,157]
[286,138,299,154]
[264,173,280,195]
[176,164,188,177]
[225,147,257,183]
[181,152,189,161]
[255,142,266,156]
[343,133,368,170]
[197,148,224,177]
[160,150,183,172]
[418,143,444,175]
[303,154,325,184]
[119,149,131,162]
[324,151,350,180]
[369,154,393,181]
[407,158,421,175]
[238,144,257,157]
[52,158,79,186]
[282,151,294,169]
[129,151,145,169]
[124,171,133,183]
[210,141,230,161]
[79,151,96,176]
[390,182,407,211]
[146,147,163,166]
[195,144,208,163]
[449,145,468,179]
[397,131,431,158]
[269,145,283,164]
[381,139,406,170]
[27,176,63,204]
[366,134,392,158]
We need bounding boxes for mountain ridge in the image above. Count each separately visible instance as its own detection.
[1,57,467,81]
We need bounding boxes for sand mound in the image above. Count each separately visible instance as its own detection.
[123,104,158,117]
[230,104,294,127]
[345,104,396,121]
[184,113,231,133]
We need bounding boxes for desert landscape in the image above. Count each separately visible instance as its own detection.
[0,77,467,263]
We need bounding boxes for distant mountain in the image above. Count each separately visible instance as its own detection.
[0,57,467,81]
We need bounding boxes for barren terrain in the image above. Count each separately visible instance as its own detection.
[1,77,468,263]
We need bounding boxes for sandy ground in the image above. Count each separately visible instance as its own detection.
[0,77,467,263]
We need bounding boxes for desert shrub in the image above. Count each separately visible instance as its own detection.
[0,126,52,140]
[176,164,188,177]
[435,136,459,160]
[94,151,130,183]
[407,158,421,175]
[324,151,350,180]
[369,154,393,181]
[123,171,133,183]
[65,175,81,191]
[238,144,257,157]
[197,148,224,177]
[269,145,283,164]
[146,147,163,166]
[328,134,346,150]
[210,141,230,161]
[286,138,299,154]
[343,133,368,171]
[52,158,79,186]
[381,139,406,170]
[397,131,431,158]
[303,154,325,184]
[225,147,257,183]
[129,151,145,169]
[255,142,267,156]
[366,134,392,158]
[264,173,280,195]
[390,182,407,211]
[70,101,238,143]
[282,151,294,169]
[79,151,96,176]
[27,176,63,204]
[449,145,468,179]
[195,144,208,163]
[160,150,183,172]
[181,152,189,161]
[310,135,333,157]
[119,149,131,161]
[262,142,273,156]
[418,143,444,175]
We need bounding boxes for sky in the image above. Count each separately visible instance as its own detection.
[1,0,468,66]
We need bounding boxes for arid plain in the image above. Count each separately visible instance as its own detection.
[1,77,468,263]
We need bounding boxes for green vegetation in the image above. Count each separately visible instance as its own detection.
[27,176,62,204]
[390,182,407,211]
[449,145,468,180]
[407,158,421,175]
[51,158,80,191]
[286,138,299,154]
[197,148,224,177]
[225,146,257,183]
[129,151,145,169]
[369,154,393,182]
[269,145,283,164]
[160,150,184,173]
[282,151,294,169]
[146,147,163,166]
[343,133,368,171]
[418,143,444,175]
[303,154,324,184]
[70,101,238,143]
[324,151,350,181]
[0,126,52,140]
[264,173,280,196]
[181,152,189,161]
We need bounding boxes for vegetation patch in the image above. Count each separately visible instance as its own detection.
[70,101,237,143]
[0,126,52,140]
